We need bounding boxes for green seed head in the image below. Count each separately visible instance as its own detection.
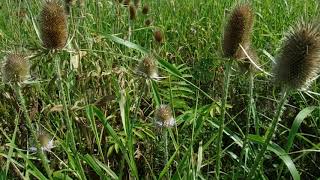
[155,105,175,127]
[274,22,320,90]
[2,53,29,83]
[137,55,158,79]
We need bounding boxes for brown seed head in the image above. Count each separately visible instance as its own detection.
[137,55,158,79]
[222,4,254,59]
[129,5,137,20]
[273,22,320,90]
[2,53,29,83]
[40,0,68,49]
[154,29,164,43]
[142,4,149,15]
[155,105,175,127]
[144,18,152,26]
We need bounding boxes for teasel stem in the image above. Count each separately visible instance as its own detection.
[13,83,52,179]
[237,71,255,177]
[53,56,86,180]
[246,88,289,179]
[215,60,232,179]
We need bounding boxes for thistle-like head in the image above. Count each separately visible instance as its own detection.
[137,55,158,79]
[2,53,29,83]
[40,0,68,49]
[273,22,320,90]
[222,4,254,59]
[155,105,175,128]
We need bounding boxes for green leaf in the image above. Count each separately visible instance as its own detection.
[104,34,148,54]
[52,171,73,180]
[286,106,317,152]
[248,135,300,180]
[159,147,179,179]
[82,154,118,180]
[150,80,161,107]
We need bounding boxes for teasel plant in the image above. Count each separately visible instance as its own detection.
[1,53,53,179]
[246,22,320,179]
[39,1,85,179]
[128,4,137,41]
[216,3,254,179]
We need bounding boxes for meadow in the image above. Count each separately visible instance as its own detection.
[0,0,320,179]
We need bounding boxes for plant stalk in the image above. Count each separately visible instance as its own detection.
[215,60,232,179]
[246,89,289,179]
[14,84,52,179]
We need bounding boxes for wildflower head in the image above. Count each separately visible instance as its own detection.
[155,105,175,128]
[40,0,68,49]
[2,53,29,83]
[29,130,55,152]
[273,22,320,90]
[142,4,149,15]
[222,4,254,59]
[137,55,158,79]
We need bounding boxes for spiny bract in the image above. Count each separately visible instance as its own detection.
[274,22,320,90]
[40,0,68,49]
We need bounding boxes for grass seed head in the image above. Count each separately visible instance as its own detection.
[40,0,68,49]
[2,53,29,83]
[129,5,137,20]
[154,29,164,43]
[137,55,158,79]
[273,22,320,90]
[142,4,149,15]
[155,105,175,128]
[222,4,254,59]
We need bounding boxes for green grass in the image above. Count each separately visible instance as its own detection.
[0,0,320,179]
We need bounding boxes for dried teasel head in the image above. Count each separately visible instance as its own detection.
[222,3,254,59]
[137,55,158,79]
[155,105,175,128]
[154,29,164,43]
[142,4,149,15]
[40,0,68,49]
[2,53,29,83]
[129,4,137,20]
[273,22,320,90]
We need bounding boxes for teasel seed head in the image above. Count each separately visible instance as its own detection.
[154,29,164,43]
[222,4,254,59]
[142,4,149,15]
[273,22,320,90]
[2,53,29,83]
[155,105,175,128]
[137,55,158,79]
[40,0,68,50]
[144,18,152,26]
[129,5,137,20]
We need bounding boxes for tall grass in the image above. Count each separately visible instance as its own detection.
[0,0,320,179]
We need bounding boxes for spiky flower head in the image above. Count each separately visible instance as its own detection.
[40,0,68,49]
[222,4,254,59]
[155,105,175,128]
[273,22,320,90]
[29,130,55,152]
[137,55,158,79]
[2,53,29,83]
[129,4,137,20]
[142,4,149,15]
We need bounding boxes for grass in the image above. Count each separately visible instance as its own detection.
[0,0,320,179]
